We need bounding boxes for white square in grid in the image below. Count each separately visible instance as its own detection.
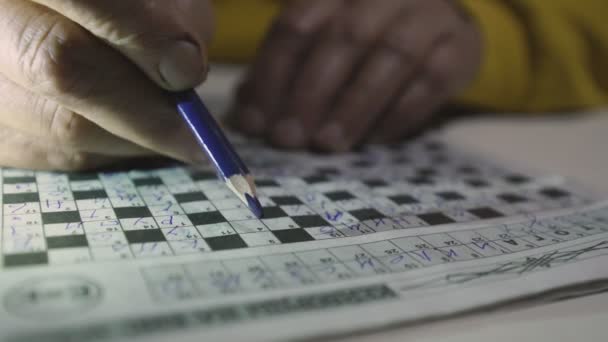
[36,173,67,184]
[40,200,77,213]
[120,217,159,231]
[334,199,369,211]
[230,220,267,234]
[148,202,184,217]
[179,201,216,214]
[44,222,85,237]
[109,196,146,208]
[239,232,280,247]
[131,242,173,258]
[220,208,257,222]
[3,235,46,254]
[304,226,346,240]
[167,182,200,194]
[90,245,132,261]
[336,222,376,237]
[344,258,390,277]
[4,224,44,238]
[262,217,299,231]
[420,233,462,248]
[279,205,316,217]
[202,188,234,200]
[79,209,117,222]
[391,236,433,251]
[86,231,128,247]
[4,214,42,227]
[143,194,176,206]
[310,263,355,282]
[169,239,211,255]
[4,203,40,216]
[212,198,246,210]
[261,253,306,270]
[48,247,92,265]
[76,198,113,210]
[162,226,201,241]
[155,215,193,229]
[83,220,121,234]
[196,222,236,238]
[3,183,37,194]
[70,180,103,191]
[361,218,403,232]
[361,240,403,258]
[296,249,339,267]
[329,245,371,262]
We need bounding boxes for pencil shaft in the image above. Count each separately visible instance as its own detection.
[174,90,249,179]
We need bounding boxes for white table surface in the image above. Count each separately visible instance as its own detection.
[200,65,608,342]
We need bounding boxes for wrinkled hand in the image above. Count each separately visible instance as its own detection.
[233,0,482,151]
[0,0,214,170]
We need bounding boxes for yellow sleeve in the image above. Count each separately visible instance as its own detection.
[209,0,281,63]
[457,0,608,111]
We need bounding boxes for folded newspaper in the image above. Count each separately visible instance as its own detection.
[1,134,607,342]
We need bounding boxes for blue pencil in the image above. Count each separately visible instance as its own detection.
[174,89,263,219]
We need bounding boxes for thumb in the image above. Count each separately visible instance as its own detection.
[31,0,215,91]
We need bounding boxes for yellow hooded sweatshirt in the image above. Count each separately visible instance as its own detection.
[209,0,608,112]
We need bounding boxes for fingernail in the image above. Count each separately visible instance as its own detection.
[160,40,205,90]
[240,106,267,135]
[316,122,348,151]
[273,118,307,147]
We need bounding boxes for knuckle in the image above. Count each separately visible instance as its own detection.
[47,105,89,147]
[273,15,316,39]
[18,16,93,96]
[329,17,376,46]
[380,30,426,63]
[48,150,93,172]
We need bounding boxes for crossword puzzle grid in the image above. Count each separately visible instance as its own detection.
[0,139,589,269]
[142,207,608,302]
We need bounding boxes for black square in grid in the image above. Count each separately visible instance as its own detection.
[418,212,456,226]
[416,167,437,177]
[174,192,207,203]
[125,229,166,244]
[539,187,571,199]
[271,196,303,206]
[317,167,340,176]
[42,211,81,224]
[133,177,164,186]
[292,215,330,228]
[68,173,99,181]
[389,194,419,205]
[364,179,388,187]
[255,179,280,187]
[504,174,531,184]
[273,229,315,244]
[425,141,445,152]
[46,235,89,249]
[349,208,386,221]
[3,176,36,184]
[3,192,39,204]
[191,171,216,181]
[260,206,288,219]
[352,160,373,168]
[114,207,152,219]
[73,190,107,200]
[407,177,434,186]
[498,193,528,204]
[459,166,480,175]
[4,252,48,267]
[392,156,410,164]
[468,207,504,219]
[466,179,490,188]
[302,175,329,184]
[436,191,466,201]
[188,211,227,225]
[205,234,247,251]
[325,191,355,201]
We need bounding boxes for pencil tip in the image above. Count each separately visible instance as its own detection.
[245,193,264,219]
